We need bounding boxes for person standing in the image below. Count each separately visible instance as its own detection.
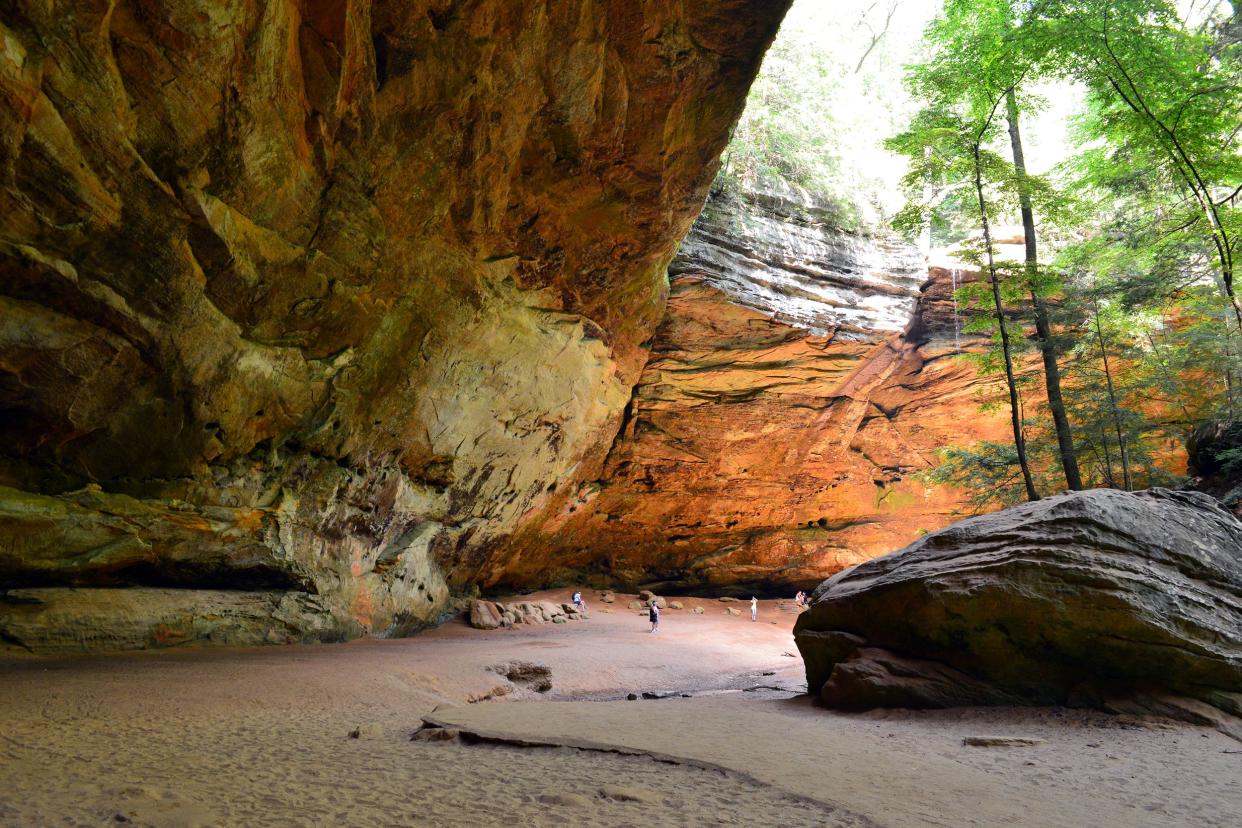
[649,600,660,633]
[572,591,586,612]
[750,596,758,622]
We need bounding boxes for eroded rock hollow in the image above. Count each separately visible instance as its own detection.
[503,191,1018,593]
[0,0,791,651]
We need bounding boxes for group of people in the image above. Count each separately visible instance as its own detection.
[647,595,762,631]
[565,590,810,633]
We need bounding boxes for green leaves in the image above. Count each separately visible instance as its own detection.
[714,1,939,228]
[894,0,1241,507]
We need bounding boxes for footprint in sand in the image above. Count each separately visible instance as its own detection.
[598,784,664,805]
[108,785,218,828]
[537,792,595,808]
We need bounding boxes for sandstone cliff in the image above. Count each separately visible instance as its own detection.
[501,191,1022,592]
[0,0,790,651]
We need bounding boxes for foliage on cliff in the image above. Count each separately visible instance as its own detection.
[892,0,1242,506]
[713,0,940,228]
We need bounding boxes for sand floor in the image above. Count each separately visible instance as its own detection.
[2,591,1239,827]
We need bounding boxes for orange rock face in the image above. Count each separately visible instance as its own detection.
[0,0,791,650]
[501,195,1023,591]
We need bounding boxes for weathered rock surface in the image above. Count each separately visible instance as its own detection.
[508,192,1021,592]
[488,660,552,692]
[0,0,789,650]
[820,648,1027,709]
[669,190,926,338]
[795,488,1242,718]
[0,587,354,655]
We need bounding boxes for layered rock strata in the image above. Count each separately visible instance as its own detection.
[794,488,1242,730]
[0,0,790,651]
[505,193,1021,592]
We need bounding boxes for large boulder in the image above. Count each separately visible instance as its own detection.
[794,489,1242,717]
[468,600,504,630]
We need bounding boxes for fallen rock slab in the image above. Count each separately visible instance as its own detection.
[795,489,1242,727]
[469,600,504,630]
[962,736,1045,748]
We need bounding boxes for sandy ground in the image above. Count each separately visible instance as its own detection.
[1,591,1239,827]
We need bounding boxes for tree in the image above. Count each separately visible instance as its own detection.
[1038,0,1242,332]
[890,104,1042,501]
[1005,88,1084,490]
[899,0,1090,493]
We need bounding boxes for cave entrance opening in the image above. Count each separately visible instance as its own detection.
[712,0,941,234]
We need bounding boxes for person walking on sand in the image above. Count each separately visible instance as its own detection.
[649,600,660,633]
[572,591,586,612]
[750,596,758,622]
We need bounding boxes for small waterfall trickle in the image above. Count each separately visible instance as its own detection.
[950,268,961,353]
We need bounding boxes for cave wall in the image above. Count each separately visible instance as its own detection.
[0,0,791,652]
[498,191,1024,592]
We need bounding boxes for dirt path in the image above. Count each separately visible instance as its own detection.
[1,591,1238,827]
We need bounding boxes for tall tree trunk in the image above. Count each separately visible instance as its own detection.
[972,141,1039,501]
[1091,299,1132,490]
[1097,421,1117,488]
[919,145,934,256]
[1005,89,1083,491]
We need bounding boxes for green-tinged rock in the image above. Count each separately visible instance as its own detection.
[0,588,358,655]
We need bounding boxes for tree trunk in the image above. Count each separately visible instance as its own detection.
[919,145,933,256]
[1005,89,1083,491]
[972,141,1039,502]
[1097,421,1117,489]
[1092,299,1132,490]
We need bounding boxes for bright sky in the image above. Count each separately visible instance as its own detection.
[777,0,1076,178]
[765,0,1231,212]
